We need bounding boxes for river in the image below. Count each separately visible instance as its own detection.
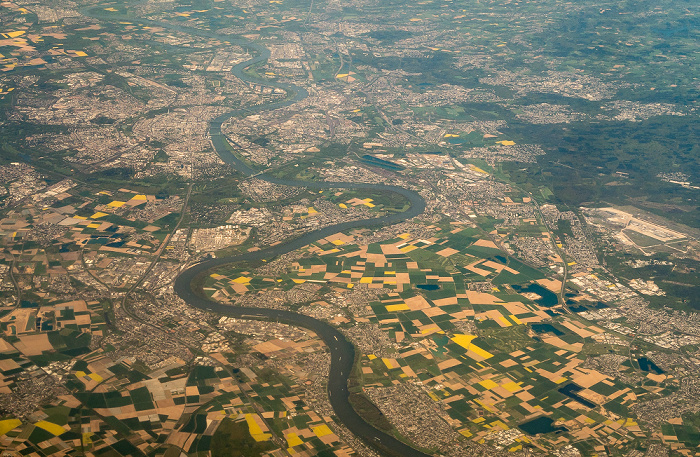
[84,7,432,456]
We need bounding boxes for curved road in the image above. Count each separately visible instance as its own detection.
[84,7,431,457]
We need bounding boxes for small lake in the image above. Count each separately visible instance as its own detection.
[558,383,595,408]
[638,357,664,375]
[360,155,404,171]
[512,283,559,307]
[416,284,440,291]
[568,305,588,313]
[518,416,567,435]
[531,323,564,336]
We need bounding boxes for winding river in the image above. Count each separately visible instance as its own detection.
[84,8,431,456]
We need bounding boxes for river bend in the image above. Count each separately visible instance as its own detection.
[84,7,431,456]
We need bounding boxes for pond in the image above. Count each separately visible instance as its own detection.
[558,383,595,408]
[360,155,404,171]
[512,283,559,307]
[568,305,588,313]
[638,357,664,375]
[518,416,568,435]
[531,323,564,336]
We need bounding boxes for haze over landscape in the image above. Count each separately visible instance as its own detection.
[0,0,699,456]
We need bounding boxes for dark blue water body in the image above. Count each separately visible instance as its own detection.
[40,319,53,331]
[638,357,664,375]
[568,305,588,313]
[82,8,431,457]
[416,284,440,291]
[518,416,567,435]
[360,155,404,171]
[558,383,595,408]
[531,323,564,336]
[570,300,609,312]
[512,283,559,307]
